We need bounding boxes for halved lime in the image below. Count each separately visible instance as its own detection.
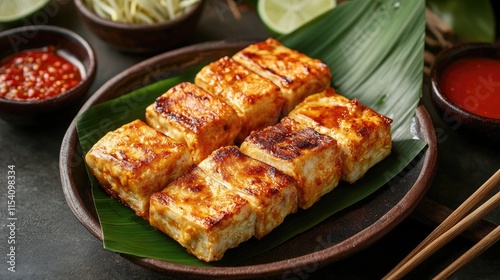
[0,0,50,23]
[258,0,336,35]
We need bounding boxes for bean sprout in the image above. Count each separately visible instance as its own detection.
[83,0,200,24]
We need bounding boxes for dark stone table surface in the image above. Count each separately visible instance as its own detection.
[0,1,498,279]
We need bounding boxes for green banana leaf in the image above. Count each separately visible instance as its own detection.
[77,0,427,267]
[427,0,495,42]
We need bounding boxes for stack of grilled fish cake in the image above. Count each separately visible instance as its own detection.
[233,38,332,115]
[149,165,257,262]
[145,82,242,164]
[240,117,343,210]
[288,87,393,183]
[85,38,392,262]
[85,120,193,220]
[198,146,298,239]
[195,56,284,143]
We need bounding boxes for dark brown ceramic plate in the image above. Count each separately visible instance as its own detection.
[60,40,437,279]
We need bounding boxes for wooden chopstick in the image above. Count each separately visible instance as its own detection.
[411,196,498,243]
[389,191,500,279]
[383,169,500,280]
[433,225,500,279]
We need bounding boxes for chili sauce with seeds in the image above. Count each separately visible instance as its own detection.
[0,46,82,101]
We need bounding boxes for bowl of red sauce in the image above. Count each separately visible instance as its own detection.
[430,42,500,143]
[0,25,96,125]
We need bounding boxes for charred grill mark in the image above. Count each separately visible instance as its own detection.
[249,125,317,160]
[164,111,202,133]
[240,51,261,61]
[202,201,242,230]
[188,184,203,193]
[243,187,255,196]
[180,165,200,183]
[303,64,311,74]
[211,146,236,163]
[152,192,174,205]
[269,188,280,195]
[244,164,267,177]
[247,123,329,160]
[357,123,374,137]
[280,76,293,87]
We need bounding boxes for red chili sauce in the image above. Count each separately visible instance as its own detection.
[441,57,500,119]
[0,46,82,101]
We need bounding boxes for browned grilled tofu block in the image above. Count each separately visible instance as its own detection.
[149,165,256,262]
[288,88,393,183]
[198,146,298,238]
[233,38,332,115]
[240,117,343,209]
[145,82,242,164]
[195,56,285,143]
[85,119,193,219]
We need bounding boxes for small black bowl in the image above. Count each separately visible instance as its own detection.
[430,42,500,143]
[0,25,97,126]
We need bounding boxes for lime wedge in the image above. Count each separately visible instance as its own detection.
[0,0,50,23]
[258,0,336,35]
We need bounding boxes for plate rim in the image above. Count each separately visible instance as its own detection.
[60,40,438,279]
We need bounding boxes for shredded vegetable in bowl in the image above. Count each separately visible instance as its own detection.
[83,0,200,24]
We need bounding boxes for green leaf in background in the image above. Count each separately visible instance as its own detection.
[427,0,496,42]
[278,0,425,141]
[77,0,427,266]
